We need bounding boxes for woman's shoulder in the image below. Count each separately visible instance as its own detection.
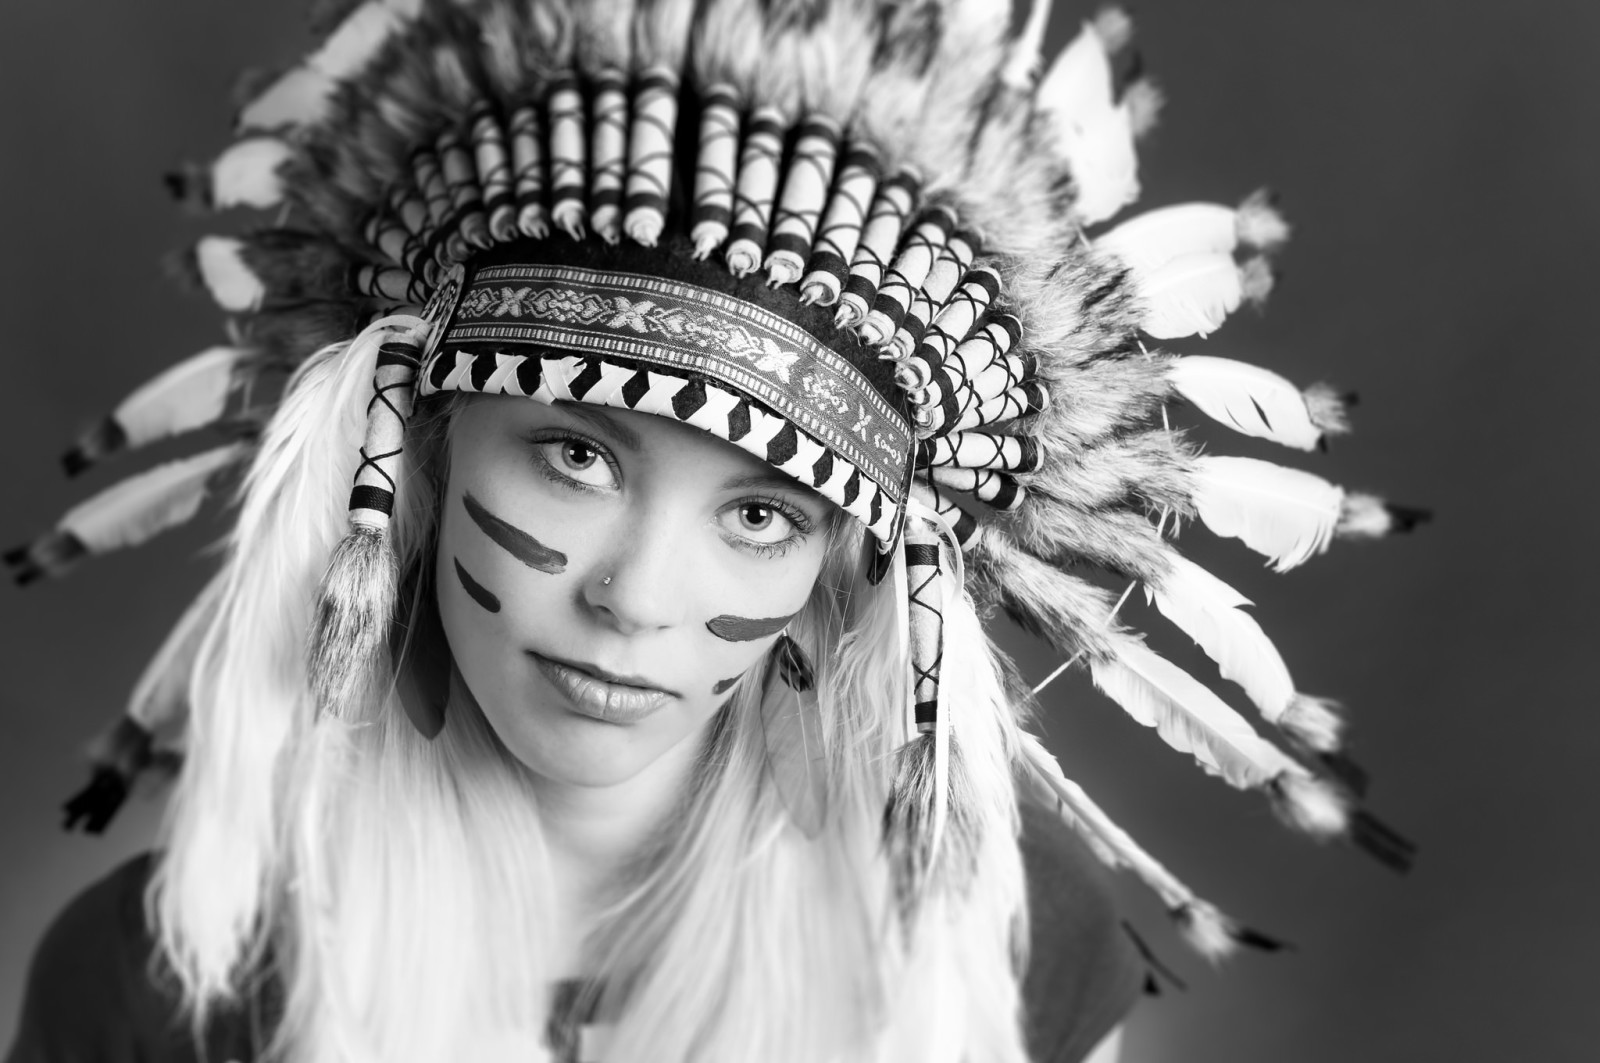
[4,853,238,1063]
[1018,798,1147,1063]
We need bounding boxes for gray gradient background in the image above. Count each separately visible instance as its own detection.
[1,1,1596,1060]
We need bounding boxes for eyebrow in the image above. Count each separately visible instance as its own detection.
[553,402,642,451]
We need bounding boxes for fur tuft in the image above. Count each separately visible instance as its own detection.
[1281,694,1345,753]
[1122,78,1163,138]
[1271,771,1349,839]
[1303,383,1351,437]
[882,732,981,927]
[307,523,398,718]
[1239,254,1275,305]
[1091,7,1135,54]
[1236,188,1289,250]
[1338,494,1432,538]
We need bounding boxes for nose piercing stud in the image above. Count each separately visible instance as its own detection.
[601,576,613,586]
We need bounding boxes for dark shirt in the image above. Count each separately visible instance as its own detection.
[6,802,1142,1063]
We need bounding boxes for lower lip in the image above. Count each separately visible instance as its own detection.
[529,654,673,725]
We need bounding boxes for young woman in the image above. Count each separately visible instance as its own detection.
[6,1,1418,1060]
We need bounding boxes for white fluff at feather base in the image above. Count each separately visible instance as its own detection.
[195,236,266,313]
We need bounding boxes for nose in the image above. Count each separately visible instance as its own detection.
[581,508,699,635]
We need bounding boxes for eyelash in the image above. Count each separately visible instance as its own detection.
[522,429,815,557]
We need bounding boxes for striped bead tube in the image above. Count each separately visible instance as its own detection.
[470,104,517,243]
[411,149,453,268]
[353,265,427,305]
[861,207,956,348]
[927,315,1024,434]
[909,266,1001,391]
[837,170,921,330]
[437,126,489,256]
[910,478,978,551]
[507,102,549,238]
[348,338,422,530]
[904,521,944,733]
[725,106,787,277]
[800,143,880,305]
[917,431,1041,474]
[385,186,431,276]
[948,380,1050,433]
[548,73,587,239]
[765,114,841,286]
[624,64,679,247]
[890,230,976,359]
[588,68,629,243]
[928,466,1026,511]
[690,83,742,259]
[362,202,411,268]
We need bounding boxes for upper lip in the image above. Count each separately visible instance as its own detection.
[530,651,677,696]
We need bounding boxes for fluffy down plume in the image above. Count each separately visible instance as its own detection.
[1190,455,1343,571]
[883,731,980,925]
[967,528,1120,662]
[1137,254,1273,340]
[64,346,250,476]
[1147,552,1296,722]
[1169,355,1349,451]
[1094,190,1289,275]
[1338,493,1432,538]
[1089,636,1299,790]
[1018,428,1195,517]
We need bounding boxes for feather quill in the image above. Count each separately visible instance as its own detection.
[1148,552,1295,721]
[1089,637,1298,789]
[1169,355,1345,451]
[1137,254,1271,339]
[1191,455,1342,571]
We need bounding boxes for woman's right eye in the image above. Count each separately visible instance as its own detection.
[536,437,619,490]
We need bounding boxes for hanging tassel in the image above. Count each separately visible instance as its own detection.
[307,322,424,718]
[759,633,828,837]
[1169,356,1349,452]
[1136,255,1273,340]
[6,443,248,585]
[1019,732,1282,962]
[63,346,253,476]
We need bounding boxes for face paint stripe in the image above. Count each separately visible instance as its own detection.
[712,674,741,695]
[706,613,798,642]
[453,556,502,613]
[462,490,567,573]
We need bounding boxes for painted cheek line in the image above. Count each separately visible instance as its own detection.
[712,674,742,695]
[705,612,798,643]
[462,490,568,573]
[453,557,501,614]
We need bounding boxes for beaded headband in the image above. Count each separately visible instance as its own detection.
[9,0,1426,959]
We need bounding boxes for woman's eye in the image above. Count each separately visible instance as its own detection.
[719,500,804,547]
[538,438,617,489]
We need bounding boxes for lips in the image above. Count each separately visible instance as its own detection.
[529,652,675,724]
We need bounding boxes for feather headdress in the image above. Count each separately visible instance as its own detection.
[13,0,1424,956]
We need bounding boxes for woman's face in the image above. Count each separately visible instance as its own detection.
[437,394,838,788]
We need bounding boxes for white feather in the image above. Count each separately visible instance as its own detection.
[210,138,292,209]
[236,2,407,132]
[1034,23,1113,124]
[1148,553,1296,721]
[1089,638,1297,789]
[196,236,264,313]
[128,572,226,734]
[1134,252,1249,339]
[1095,202,1238,274]
[1000,0,1054,89]
[114,346,247,449]
[1169,355,1325,450]
[1062,102,1140,225]
[61,444,248,555]
[1191,455,1343,571]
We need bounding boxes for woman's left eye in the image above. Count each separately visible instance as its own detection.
[718,499,808,551]
[537,438,618,489]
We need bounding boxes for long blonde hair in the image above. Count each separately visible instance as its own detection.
[153,339,1030,1063]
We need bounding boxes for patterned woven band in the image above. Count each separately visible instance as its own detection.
[421,258,916,543]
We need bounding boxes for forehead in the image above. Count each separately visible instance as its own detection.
[453,395,835,505]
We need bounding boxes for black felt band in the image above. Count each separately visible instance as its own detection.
[348,484,394,516]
